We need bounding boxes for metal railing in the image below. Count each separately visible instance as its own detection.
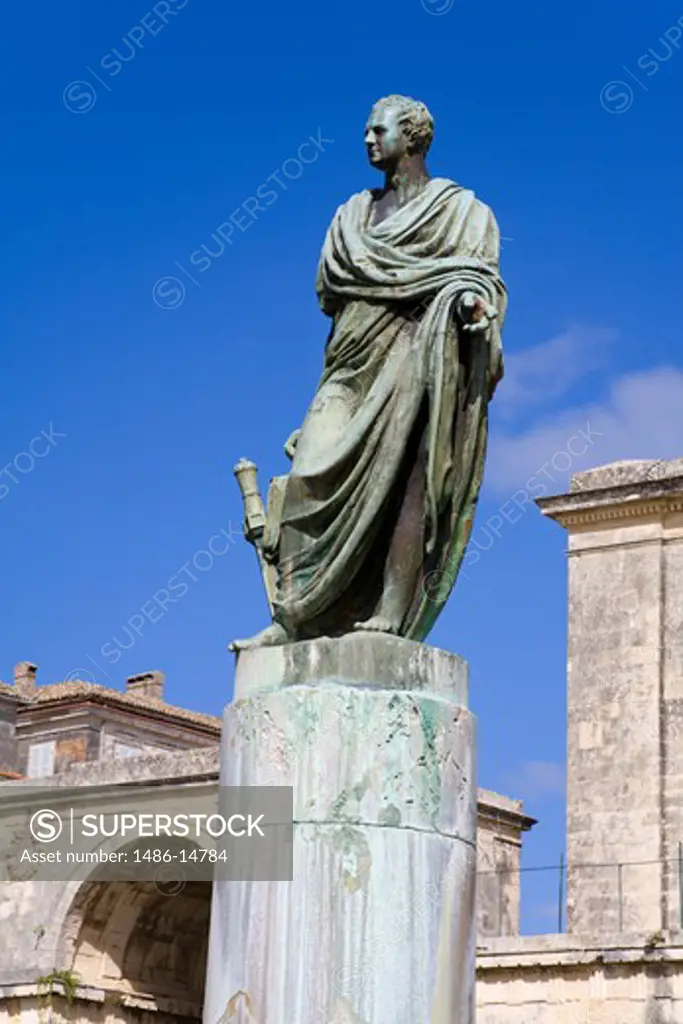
[476,844,683,936]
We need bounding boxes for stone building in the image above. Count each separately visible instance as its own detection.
[3,457,683,1023]
[477,458,683,1023]
[0,662,531,1023]
[2,668,218,779]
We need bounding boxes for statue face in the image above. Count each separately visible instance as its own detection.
[365,106,409,169]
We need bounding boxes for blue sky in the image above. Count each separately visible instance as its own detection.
[2,0,682,932]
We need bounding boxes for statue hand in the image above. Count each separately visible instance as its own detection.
[284,429,301,460]
[457,291,498,334]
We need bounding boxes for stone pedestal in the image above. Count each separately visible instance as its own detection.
[203,633,476,1023]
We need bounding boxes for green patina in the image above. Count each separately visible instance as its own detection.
[229,94,506,654]
[330,773,370,821]
[384,694,411,746]
[330,789,350,819]
[293,693,326,744]
[416,698,443,823]
[378,803,402,827]
[329,825,372,893]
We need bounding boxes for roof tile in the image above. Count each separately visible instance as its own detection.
[25,680,221,731]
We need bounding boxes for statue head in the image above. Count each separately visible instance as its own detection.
[365,95,434,170]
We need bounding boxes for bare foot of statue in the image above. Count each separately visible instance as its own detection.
[229,622,290,652]
[353,614,400,635]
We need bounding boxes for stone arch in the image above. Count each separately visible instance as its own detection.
[59,839,212,1019]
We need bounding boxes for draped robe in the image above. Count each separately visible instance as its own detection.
[268,177,507,642]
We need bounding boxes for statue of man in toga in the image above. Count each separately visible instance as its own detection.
[232,94,506,650]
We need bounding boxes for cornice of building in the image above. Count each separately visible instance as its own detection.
[536,459,683,528]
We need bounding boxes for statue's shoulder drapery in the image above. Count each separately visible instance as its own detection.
[254,178,508,642]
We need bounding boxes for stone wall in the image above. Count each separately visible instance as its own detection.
[6,932,683,1024]
[476,932,683,1024]
[0,694,19,775]
[15,705,217,777]
[0,988,200,1024]
[477,789,535,938]
[538,459,683,937]
[16,720,101,775]
[0,743,532,1023]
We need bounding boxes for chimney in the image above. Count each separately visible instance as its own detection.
[14,662,37,698]
[126,670,165,702]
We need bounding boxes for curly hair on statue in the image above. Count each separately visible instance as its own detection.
[372,94,435,155]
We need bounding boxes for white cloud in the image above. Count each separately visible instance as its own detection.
[487,366,683,495]
[504,760,566,802]
[498,326,617,416]
[528,900,564,924]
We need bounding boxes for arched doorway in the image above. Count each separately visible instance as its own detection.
[60,875,212,1021]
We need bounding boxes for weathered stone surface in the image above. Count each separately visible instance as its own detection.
[477,931,683,1023]
[206,828,475,1023]
[0,737,528,994]
[570,458,683,492]
[204,633,476,1023]
[0,694,19,776]
[0,752,221,994]
[539,455,683,937]
[227,682,474,837]
[476,790,535,938]
[234,632,468,705]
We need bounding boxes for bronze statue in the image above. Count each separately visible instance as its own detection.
[232,94,506,651]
